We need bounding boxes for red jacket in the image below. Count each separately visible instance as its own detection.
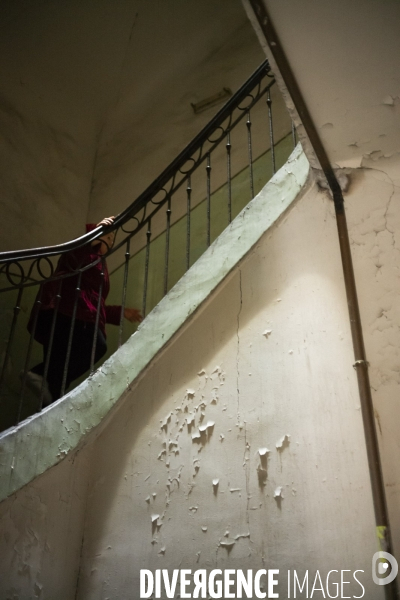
[29,224,121,341]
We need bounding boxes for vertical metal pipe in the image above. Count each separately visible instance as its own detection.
[336,205,395,540]
[61,271,82,397]
[206,153,211,247]
[186,176,191,271]
[40,280,62,410]
[0,287,23,398]
[90,262,104,373]
[226,131,232,223]
[164,197,172,295]
[292,120,297,149]
[18,285,43,423]
[248,3,398,598]
[142,219,152,317]
[118,238,131,348]
[246,110,254,198]
[266,89,276,174]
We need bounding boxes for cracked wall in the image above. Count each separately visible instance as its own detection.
[344,157,400,559]
[1,152,398,599]
[75,181,383,599]
[243,0,400,569]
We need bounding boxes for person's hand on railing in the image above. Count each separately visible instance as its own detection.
[92,216,117,254]
[96,216,115,227]
[124,307,143,323]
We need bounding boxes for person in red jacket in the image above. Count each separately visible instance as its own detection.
[25,216,142,405]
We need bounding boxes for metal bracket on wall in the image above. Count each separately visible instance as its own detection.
[353,359,370,369]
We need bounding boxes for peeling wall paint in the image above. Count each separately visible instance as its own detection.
[0,1,398,596]
[1,150,397,599]
[244,0,400,565]
[74,179,383,599]
[1,153,397,600]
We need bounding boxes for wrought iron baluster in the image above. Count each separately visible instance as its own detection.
[186,176,191,271]
[246,110,254,198]
[292,120,297,148]
[18,285,43,423]
[40,280,62,410]
[0,287,23,399]
[226,131,232,223]
[142,219,152,317]
[61,271,82,397]
[90,262,104,373]
[0,62,282,433]
[164,197,172,295]
[118,238,131,348]
[206,153,211,247]
[266,89,276,175]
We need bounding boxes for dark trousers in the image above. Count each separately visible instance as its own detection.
[31,311,107,401]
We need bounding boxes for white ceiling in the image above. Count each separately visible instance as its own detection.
[246,0,400,170]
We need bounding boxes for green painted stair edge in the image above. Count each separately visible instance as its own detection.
[0,144,310,503]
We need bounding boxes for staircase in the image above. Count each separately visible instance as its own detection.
[0,60,296,432]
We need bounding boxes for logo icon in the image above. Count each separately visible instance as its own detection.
[372,552,398,586]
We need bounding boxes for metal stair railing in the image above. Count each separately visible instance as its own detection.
[0,59,297,429]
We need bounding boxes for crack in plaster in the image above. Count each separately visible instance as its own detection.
[243,427,251,532]
[347,165,400,392]
[236,270,243,422]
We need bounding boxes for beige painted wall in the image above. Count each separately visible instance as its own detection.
[345,158,400,556]
[76,180,384,599]
[0,446,92,600]
[1,155,398,598]
[244,0,400,569]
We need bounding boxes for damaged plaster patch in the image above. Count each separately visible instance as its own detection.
[276,434,290,452]
[210,366,225,385]
[314,167,350,193]
[212,478,219,495]
[219,538,236,551]
[198,421,214,433]
[257,447,270,488]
